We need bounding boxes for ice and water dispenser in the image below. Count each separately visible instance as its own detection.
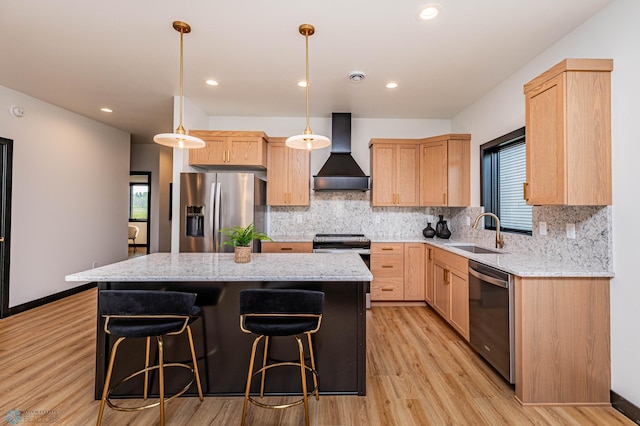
[185,206,204,237]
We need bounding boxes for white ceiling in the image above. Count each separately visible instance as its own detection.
[0,0,613,144]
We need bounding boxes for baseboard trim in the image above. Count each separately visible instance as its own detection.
[611,390,640,424]
[6,283,96,317]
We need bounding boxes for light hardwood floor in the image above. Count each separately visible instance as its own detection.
[0,289,632,425]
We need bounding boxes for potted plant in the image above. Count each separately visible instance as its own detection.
[219,223,272,263]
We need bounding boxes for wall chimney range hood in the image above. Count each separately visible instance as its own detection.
[313,113,370,191]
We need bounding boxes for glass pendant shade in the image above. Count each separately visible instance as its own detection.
[286,24,330,151]
[153,21,205,150]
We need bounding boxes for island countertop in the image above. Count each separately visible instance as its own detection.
[65,252,373,282]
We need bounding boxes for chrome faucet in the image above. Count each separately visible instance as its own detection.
[472,213,504,249]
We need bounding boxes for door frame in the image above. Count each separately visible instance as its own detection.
[129,171,151,254]
[0,137,14,319]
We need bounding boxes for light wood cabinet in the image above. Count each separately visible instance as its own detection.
[371,242,426,302]
[369,140,420,206]
[370,243,404,301]
[419,134,470,207]
[430,247,469,340]
[261,242,313,253]
[188,130,268,168]
[514,276,610,405]
[523,58,613,205]
[266,138,310,206]
[425,246,434,305]
[404,243,425,301]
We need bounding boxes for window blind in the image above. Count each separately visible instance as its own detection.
[498,141,531,231]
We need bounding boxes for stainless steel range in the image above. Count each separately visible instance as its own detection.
[313,233,371,308]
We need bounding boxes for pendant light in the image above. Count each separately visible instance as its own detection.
[153,21,205,149]
[285,24,331,150]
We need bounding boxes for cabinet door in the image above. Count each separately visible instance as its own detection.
[371,144,397,206]
[433,260,450,318]
[267,143,289,205]
[449,267,469,341]
[525,73,566,205]
[404,243,425,301]
[425,246,434,305]
[229,137,264,166]
[420,141,448,206]
[189,135,227,165]
[287,148,310,206]
[446,138,470,206]
[396,145,420,206]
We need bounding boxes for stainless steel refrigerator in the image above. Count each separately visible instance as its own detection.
[179,172,266,253]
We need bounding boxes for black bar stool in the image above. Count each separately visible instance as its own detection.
[97,290,204,426]
[239,289,324,426]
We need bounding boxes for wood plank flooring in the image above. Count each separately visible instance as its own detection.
[0,289,632,425]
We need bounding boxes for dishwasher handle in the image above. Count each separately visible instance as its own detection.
[469,267,509,288]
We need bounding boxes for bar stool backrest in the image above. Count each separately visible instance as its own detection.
[99,290,197,316]
[239,289,324,315]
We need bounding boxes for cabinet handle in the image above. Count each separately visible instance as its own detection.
[397,193,401,204]
[284,193,287,204]
[382,287,394,292]
[381,247,394,251]
[427,248,432,260]
[227,150,231,163]
[442,193,446,205]
[443,269,450,285]
[381,265,394,268]
[523,182,529,201]
[288,193,292,204]
[280,247,293,251]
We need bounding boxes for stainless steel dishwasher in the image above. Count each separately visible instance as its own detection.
[468,260,514,384]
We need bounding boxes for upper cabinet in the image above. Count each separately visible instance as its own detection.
[369,139,420,206]
[266,138,310,206]
[188,130,268,168]
[419,134,470,207]
[523,58,613,206]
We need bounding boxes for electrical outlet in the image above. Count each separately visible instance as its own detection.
[539,221,547,235]
[296,215,303,223]
[466,216,471,226]
[566,223,576,239]
[92,261,98,268]
[375,216,381,224]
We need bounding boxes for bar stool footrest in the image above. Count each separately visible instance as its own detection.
[247,361,319,410]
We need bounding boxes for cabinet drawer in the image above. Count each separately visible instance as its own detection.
[371,278,404,301]
[433,247,468,273]
[371,242,404,255]
[261,242,313,253]
[371,255,404,277]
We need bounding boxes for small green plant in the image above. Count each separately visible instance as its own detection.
[219,223,272,247]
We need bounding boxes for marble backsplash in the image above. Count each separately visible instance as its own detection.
[268,192,612,271]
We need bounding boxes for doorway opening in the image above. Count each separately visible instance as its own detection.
[0,137,13,319]
[129,172,151,257]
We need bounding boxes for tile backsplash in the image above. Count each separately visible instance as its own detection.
[268,192,612,271]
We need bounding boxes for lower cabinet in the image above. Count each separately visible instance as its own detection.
[429,246,469,341]
[260,242,313,253]
[370,242,425,302]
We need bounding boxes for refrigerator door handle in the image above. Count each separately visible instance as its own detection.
[213,182,222,251]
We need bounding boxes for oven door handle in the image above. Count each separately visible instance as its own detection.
[313,248,371,255]
[469,267,509,288]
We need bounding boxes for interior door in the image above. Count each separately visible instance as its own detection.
[0,137,13,318]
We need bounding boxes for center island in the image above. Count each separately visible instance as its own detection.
[65,252,372,399]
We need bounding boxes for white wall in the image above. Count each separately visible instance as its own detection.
[452,0,640,406]
[0,85,130,308]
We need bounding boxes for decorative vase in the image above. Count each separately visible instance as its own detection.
[435,215,451,239]
[234,246,252,263]
[422,223,436,238]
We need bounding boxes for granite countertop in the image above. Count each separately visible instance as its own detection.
[65,252,373,282]
[265,234,613,278]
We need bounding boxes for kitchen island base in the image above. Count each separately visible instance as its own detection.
[95,280,366,399]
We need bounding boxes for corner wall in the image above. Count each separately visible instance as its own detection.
[0,85,130,308]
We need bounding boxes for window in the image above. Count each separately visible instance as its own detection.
[129,173,150,220]
[480,127,532,234]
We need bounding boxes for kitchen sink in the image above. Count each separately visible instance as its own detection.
[445,244,503,254]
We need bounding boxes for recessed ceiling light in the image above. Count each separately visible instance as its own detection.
[386,82,398,89]
[205,79,219,86]
[100,107,113,113]
[418,3,442,20]
[297,80,308,87]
